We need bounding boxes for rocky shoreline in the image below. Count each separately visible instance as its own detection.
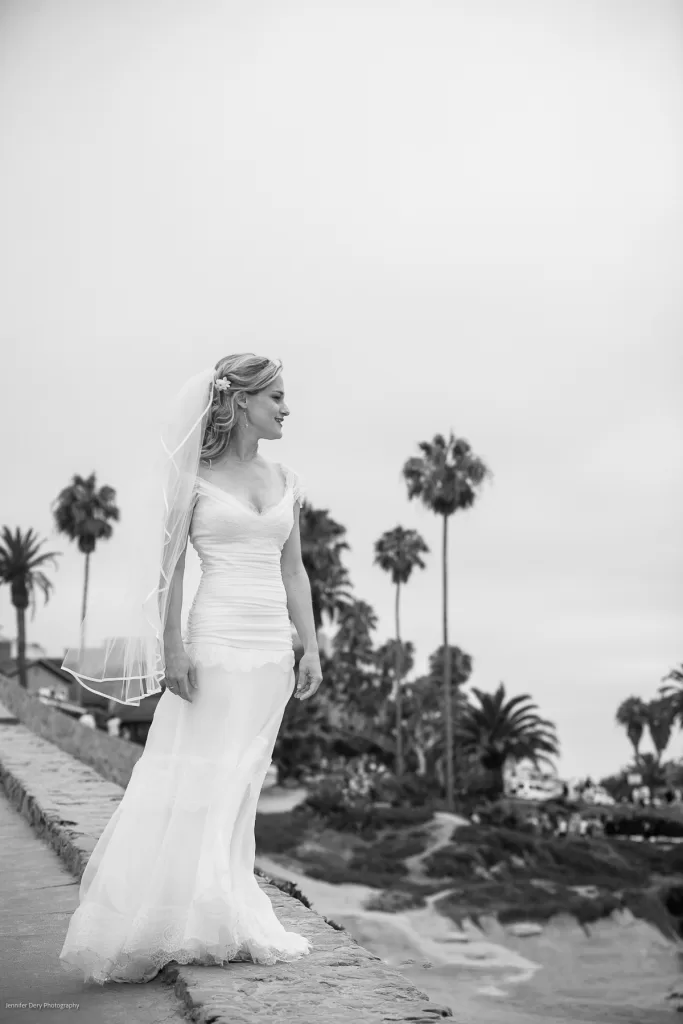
[254,804,683,1022]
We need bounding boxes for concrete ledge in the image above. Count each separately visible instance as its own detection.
[0,705,456,1023]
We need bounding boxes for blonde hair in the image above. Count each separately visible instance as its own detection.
[201,353,283,462]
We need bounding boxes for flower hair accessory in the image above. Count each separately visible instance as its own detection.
[214,376,231,392]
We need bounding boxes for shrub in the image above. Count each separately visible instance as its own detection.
[363,889,426,912]
[348,845,409,878]
[254,807,315,855]
[424,825,661,889]
[302,760,434,837]
[379,771,440,808]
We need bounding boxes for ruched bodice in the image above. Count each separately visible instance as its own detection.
[184,464,304,654]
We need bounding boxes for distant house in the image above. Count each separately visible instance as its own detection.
[3,657,78,702]
[504,759,564,800]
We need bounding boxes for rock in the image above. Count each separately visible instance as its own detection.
[569,885,600,899]
[530,878,557,893]
[507,921,544,937]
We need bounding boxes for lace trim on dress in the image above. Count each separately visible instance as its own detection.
[60,902,312,984]
[184,643,295,672]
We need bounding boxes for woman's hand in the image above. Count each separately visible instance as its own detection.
[163,642,197,703]
[295,650,323,700]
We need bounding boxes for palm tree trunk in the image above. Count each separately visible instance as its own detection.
[442,513,454,811]
[15,604,27,689]
[394,581,404,777]
[491,762,505,799]
[80,551,91,649]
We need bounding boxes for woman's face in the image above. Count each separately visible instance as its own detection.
[246,374,289,439]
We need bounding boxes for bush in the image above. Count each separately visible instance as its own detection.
[364,889,426,912]
[606,809,683,838]
[378,771,440,808]
[254,807,316,855]
[425,825,659,889]
[302,760,434,837]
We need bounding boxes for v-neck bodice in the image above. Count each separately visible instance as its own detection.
[185,463,306,652]
[194,474,291,518]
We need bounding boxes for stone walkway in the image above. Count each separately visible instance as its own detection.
[0,788,187,1024]
[0,698,458,1023]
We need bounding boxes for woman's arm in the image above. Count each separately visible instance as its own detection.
[162,537,197,702]
[163,538,188,645]
[281,503,318,654]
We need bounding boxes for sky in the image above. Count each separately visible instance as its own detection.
[0,0,681,780]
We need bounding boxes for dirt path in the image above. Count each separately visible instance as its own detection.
[404,810,468,882]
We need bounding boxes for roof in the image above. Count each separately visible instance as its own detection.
[31,659,76,686]
[2,659,75,687]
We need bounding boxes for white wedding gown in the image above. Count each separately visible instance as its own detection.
[59,464,312,984]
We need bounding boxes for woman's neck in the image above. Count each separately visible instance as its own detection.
[222,436,260,464]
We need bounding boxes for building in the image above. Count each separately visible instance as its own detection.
[3,657,77,702]
[504,759,564,800]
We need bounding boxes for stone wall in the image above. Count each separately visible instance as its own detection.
[0,673,141,788]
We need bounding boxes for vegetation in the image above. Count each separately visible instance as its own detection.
[610,661,683,799]
[615,696,649,761]
[402,432,492,812]
[457,685,559,798]
[254,800,683,937]
[0,527,60,688]
[52,473,120,647]
[297,503,353,632]
[373,525,429,777]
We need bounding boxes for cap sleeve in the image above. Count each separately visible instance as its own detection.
[283,464,306,505]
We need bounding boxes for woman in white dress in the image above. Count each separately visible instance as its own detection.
[59,353,323,984]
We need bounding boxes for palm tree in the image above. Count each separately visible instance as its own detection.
[333,597,378,670]
[52,473,120,647]
[458,683,559,798]
[298,503,354,635]
[427,643,473,690]
[659,663,683,725]
[628,752,666,794]
[375,638,415,692]
[401,673,444,778]
[662,663,683,687]
[403,431,492,810]
[373,526,429,776]
[374,638,415,766]
[646,697,676,764]
[615,696,649,762]
[0,527,60,688]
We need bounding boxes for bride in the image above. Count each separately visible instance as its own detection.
[59,353,323,984]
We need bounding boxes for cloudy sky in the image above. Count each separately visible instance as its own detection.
[1,0,681,779]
